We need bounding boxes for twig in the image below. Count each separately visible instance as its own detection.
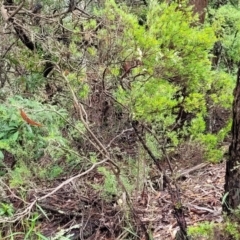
[132,121,164,173]
[132,122,189,239]
[0,158,108,224]
[106,128,134,149]
[61,71,150,240]
[61,71,120,174]
[187,203,217,214]
[7,1,24,21]
[2,40,17,58]
[175,163,209,180]
[0,179,29,205]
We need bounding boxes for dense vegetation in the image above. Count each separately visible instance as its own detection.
[0,0,240,239]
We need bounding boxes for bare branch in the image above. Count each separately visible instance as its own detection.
[7,0,24,21]
[0,158,108,224]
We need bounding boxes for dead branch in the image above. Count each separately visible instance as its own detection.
[7,0,24,21]
[176,163,209,180]
[61,71,120,174]
[0,158,108,224]
[106,128,134,149]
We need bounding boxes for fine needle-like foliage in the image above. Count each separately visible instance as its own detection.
[0,0,237,239]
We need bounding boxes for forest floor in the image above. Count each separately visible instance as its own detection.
[32,160,225,240]
[151,160,225,239]
[2,151,226,240]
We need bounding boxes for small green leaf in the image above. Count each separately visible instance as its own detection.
[0,151,4,161]
[9,131,19,141]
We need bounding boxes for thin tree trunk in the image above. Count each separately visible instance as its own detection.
[223,64,240,213]
[189,0,208,23]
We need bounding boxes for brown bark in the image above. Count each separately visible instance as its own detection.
[164,0,208,24]
[189,0,208,23]
[223,65,240,213]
